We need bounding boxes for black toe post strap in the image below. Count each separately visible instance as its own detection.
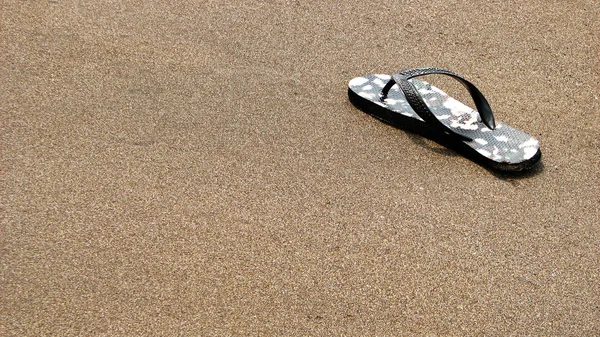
[380,67,496,142]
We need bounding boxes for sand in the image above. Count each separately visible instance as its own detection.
[2,1,598,335]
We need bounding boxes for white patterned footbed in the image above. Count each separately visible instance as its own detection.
[349,74,540,164]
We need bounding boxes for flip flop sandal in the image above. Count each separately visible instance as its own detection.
[348,67,542,172]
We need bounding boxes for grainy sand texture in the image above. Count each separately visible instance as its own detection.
[2,1,599,335]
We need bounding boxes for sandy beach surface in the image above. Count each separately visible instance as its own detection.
[2,1,598,335]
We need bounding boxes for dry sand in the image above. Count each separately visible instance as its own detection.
[2,1,599,335]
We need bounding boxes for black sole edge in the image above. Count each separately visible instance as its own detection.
[348,88,542,173]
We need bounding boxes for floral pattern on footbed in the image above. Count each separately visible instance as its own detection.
[348,74,540,163]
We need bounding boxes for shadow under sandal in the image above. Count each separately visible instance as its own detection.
[348,67,542,172]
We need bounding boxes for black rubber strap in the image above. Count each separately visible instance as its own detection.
[380,67,496,142]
